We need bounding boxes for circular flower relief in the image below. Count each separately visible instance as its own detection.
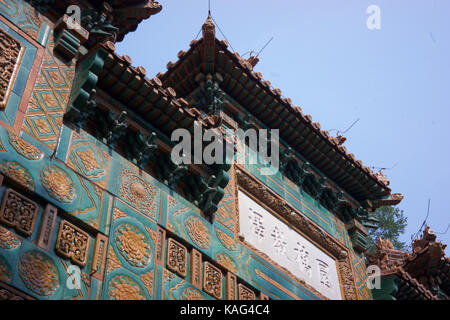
[108,275,145,300]
[40,165,76,203]
[18,251,59,296]
[184,215,211,250]
[114,223,152,268]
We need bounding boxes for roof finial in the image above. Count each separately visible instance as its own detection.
[202,14,215,46]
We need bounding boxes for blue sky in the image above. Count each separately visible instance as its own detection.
[116,0,450,253]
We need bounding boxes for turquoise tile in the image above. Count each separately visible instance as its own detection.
[22,46,37,67]
[12,65,30,95]
[4,92,21,124]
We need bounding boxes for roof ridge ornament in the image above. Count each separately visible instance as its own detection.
[202,15,216,46]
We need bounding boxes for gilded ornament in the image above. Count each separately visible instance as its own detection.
[140,271,154,296]
[55,220,90,267]
[0,188,38,236]
[40,165,76,203]
[238,284,256,300]
[215,228,238,251]
[203,262,223,300]
[185,215,211,249]
[7,133,43,160]
[108,275,145,300]
[180,287,205,300]
[112,207,128,220]
[215,252,237,273]
[18,251,59,296]
[106,246,121,273]
[0,225,21,249]
[34,118,52,134]
[119,169,157,217]
[76,149,102,171]
[0,161,34,190]
[166,238,187,278]
[0,29,22,108]
[0,256,11,282]
[115,223,151,268]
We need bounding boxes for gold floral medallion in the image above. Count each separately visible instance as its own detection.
[115,223,151,268]
[108,275,145,300]
[40,165,76,203]
[185,215,211,249]
[18,251,59,296]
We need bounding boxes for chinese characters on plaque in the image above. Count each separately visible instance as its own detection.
[239,190,342,300]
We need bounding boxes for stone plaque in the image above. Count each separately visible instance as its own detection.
[238,190,342,300]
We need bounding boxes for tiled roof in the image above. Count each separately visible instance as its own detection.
[158,17,402,204]
[368,228,449,300]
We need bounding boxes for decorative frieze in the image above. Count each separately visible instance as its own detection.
[0,28,23,109]
[36,204,58,251]
[166,238,187,278]
[0,188,38,236]
[55,220,90,267]
[238,284,256,300]
[203,261,223,299]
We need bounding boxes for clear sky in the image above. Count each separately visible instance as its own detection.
[116,0,450,254]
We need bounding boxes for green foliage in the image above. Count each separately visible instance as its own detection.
[367,206,408,252]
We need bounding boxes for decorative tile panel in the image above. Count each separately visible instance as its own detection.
[166,238,187,278]
[238,283,256,300]
[118,168,158,219]
[55,220,90,267]
[0,188,38,236]
[203,261,222,299]
[0,28,23,109]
